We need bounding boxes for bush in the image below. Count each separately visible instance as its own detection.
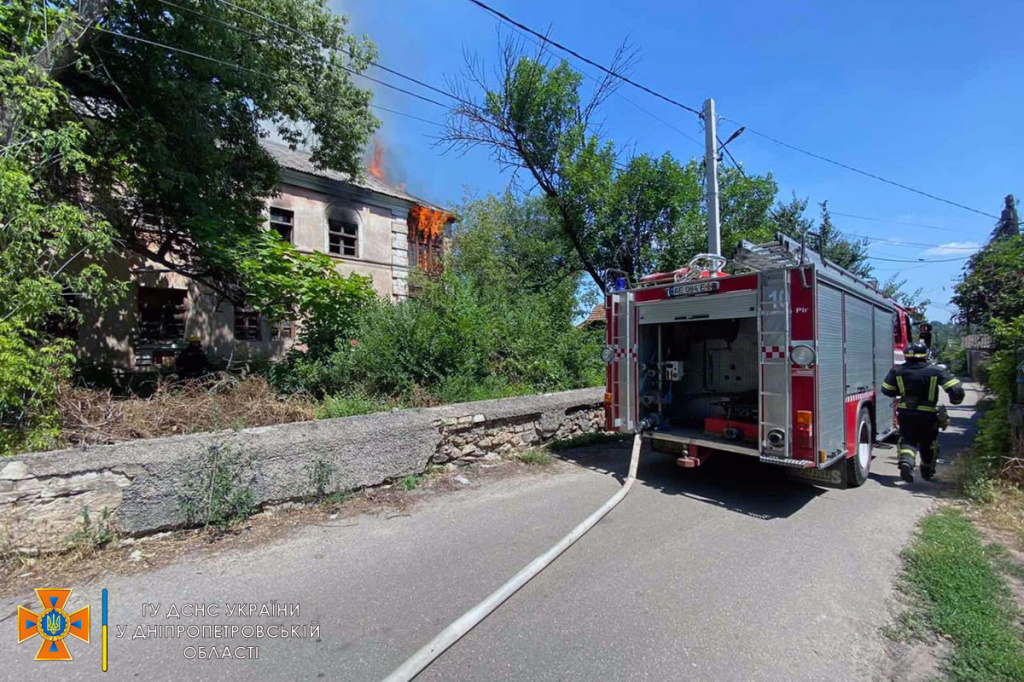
[271,269,602,405]
[0,322,73,454]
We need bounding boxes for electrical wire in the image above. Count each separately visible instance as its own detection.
[830,211,982,235]
[92,27,446,127]
[867,254,971,263]
[718,119,999,220]
[465,0,703,116]
[465,1,999,221]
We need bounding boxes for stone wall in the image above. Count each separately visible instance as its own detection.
[0,389,604,552]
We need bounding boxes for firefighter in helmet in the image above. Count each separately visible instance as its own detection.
[881,340,964,482]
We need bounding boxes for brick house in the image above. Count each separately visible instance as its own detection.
[76,141,453,371]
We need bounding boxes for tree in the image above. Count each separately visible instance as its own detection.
[1,2,121,451]
[953,234,1024,327]
[4,0,379,305]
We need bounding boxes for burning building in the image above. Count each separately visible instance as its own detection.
[74,139,455,371]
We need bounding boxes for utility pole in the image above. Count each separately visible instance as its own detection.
[703,98,721,257]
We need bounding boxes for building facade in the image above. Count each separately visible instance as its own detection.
[77,141,450,371]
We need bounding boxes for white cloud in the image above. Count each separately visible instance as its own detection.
[921,241,980,257]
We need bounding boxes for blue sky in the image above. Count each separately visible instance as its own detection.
[337,0,1023,321]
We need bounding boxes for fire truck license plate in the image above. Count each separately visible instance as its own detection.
[668,281,720,297]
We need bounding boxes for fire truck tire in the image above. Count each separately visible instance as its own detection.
[847,407,873,487]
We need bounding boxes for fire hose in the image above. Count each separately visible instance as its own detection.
[381,432,645,682]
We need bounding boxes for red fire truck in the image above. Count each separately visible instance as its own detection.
[602,233,916,487]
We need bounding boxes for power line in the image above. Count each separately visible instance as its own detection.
[867,254,970,264]
[830,211,982,235]
[719,119,999,220]
[205,0,468,108]
[93,27,445,128]
[465,1,996,220]
[465,0,703,117]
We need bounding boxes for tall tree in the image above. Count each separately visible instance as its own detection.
[953,234,1024,326]
[4,0,379,303]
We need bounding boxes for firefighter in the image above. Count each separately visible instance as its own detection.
[175,335,210,380]
[881,340,965,483]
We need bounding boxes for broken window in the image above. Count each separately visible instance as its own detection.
[270,207,294,243]
[328,219,358,257]
[138,287,186,341]
[234,307,262,341]
[407,205,450,286]
[270,319,295,341]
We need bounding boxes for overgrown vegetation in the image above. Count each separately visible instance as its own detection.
[899,508,1024,682]
[64,506,115,553]
[953,230,1024,484]
[177,443,259,528]
[57,376,313,447]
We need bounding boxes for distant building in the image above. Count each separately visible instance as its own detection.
[961,333,995,380]
[578,303,606,330]
[76,141,453,371]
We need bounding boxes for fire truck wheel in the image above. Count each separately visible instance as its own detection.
[847,407,873,487]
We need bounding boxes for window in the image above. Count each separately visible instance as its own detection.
[234,307,262,341]
[270,319,295,341]
[269,207,294,243]
[138,287,186,341]
[328,219,358,257]
[905,315,914,345]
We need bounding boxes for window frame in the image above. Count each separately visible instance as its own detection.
[327,218,359,258]
[137,287,187,342]
[233,306,262,342]
[270,319,295,341]
[269,206,294,244]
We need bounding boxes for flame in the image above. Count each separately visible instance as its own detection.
[409,205,451,241]
[369,141,386,181]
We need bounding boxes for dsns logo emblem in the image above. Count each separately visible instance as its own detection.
[18,589,90,661]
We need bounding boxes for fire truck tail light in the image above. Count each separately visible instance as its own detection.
[818,450,827,465]
[796,410,813,426]
[604,392,613,405]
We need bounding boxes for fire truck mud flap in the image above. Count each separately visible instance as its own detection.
[786,458,850,488]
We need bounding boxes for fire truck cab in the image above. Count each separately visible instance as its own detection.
[603,233,915,488]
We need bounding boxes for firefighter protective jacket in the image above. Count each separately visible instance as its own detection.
[881,359,965,412]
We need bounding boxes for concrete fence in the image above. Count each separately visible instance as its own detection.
[0,388,604,552]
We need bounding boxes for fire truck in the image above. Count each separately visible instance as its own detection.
[602,233,916,487]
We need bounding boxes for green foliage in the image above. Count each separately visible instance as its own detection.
[517,449,552,465]
[899,508,1024,682]
[315,391,390,418]
[36,0,380,303]
[398,474,422,491]
[65,506,115,553]
[0,323,74,453]
[953,235,1024,327]
[0,5,122,454]
[303,456,336,501]
[236,234,376,356]
[177,443,259,528]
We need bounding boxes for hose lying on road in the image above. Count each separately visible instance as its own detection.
[382,433,644,682]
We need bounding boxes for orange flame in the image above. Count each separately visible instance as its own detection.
[409,205,451,241]
[369,141,386,181]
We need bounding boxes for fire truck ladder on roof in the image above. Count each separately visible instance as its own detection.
[733,238,804,272]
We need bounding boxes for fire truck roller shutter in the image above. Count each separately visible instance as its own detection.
[817,284,845,457]
[636,291,757,324]
[845,295,875,393]
[874,307,896,436]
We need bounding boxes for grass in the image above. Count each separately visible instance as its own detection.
[548,432,630,451]
[316,392,391,419]
[899,507,1024,682]
[399,475,423,491]
[517,449,552,466]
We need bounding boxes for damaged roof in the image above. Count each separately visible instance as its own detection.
[262,140,447,212]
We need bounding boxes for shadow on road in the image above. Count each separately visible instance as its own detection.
[558,386,985,521]
[557,442,826,521]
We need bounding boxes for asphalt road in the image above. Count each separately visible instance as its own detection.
[1,385,981,682]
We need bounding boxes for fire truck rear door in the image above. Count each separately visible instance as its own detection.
[608,289,637,432]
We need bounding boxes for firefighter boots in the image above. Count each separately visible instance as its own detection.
[897,446,917,483]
